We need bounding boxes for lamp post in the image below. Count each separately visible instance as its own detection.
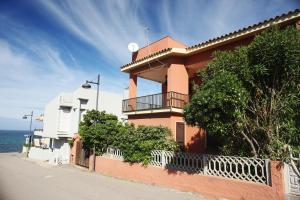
[22,111,33,157]
[82,74,100,171]
[82,74,100,111]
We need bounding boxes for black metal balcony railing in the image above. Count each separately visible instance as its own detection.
[122,91,189,112]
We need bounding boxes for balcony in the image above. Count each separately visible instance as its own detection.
[122,91,189,114]
[59,94,73,107]
[33,129,44,136]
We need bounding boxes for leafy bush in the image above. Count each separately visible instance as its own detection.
[120,125,178,164]
[67,139,74,148]
[79,110,122,155]
[79,110,178,164]
[184,26,300,160]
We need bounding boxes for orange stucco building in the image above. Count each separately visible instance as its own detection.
[121,9,300,153]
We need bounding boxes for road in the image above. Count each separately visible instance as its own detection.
[0,153,208,200]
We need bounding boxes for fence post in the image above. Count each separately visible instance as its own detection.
[162,150,166,168]
[203,155,208,174]
[265,159,270,185]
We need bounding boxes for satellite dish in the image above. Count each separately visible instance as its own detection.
[128,42,139,52]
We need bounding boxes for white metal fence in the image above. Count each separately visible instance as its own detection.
[105,147,270,185]
[105,147,124,160]
[285,152,300,198]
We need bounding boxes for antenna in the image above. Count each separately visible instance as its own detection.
[143,26,166,68]
[128,43,139,52]
[144,26,150,48]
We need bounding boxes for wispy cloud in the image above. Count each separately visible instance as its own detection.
[38,0,299,53]
[0,16,125,121]
[38,0,147,64]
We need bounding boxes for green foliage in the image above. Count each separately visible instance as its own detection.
[68,139,74,147]
[23,143,30,147]
[119,125,177,164]
[79,110,122,155]
[184,26,300,159]
[79,110,178,164]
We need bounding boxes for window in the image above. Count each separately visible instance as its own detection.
[58,107,71,132]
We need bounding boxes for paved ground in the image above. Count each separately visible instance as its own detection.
[0,153,208,200]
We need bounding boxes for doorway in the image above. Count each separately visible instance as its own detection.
[176,122,185,150]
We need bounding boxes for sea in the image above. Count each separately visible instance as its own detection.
[0,130,27,153]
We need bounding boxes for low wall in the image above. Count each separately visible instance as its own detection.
[95,156,284,200]
[29,147,70,165]
[28,147,53,161]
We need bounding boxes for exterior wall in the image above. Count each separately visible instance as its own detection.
[42,97,59,138]
[128,113,205,153]
[70,135,80,164]
[34,87,124,164]
[41,88,124,140]
[128,73,137,99]
[132,36,187,61]
[184,36,254,77]
[167,57,189,94]
[94,156,285,200]
[97,90,124,120]
[128,113,172,129]
[185,125,206,153]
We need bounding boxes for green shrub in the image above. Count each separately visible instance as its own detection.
[79,110,178,164]
[68,139,74,147]
[120,125,178,164]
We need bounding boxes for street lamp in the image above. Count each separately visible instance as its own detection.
[22,111,33,157]
[82,74,100,172]
[82,74,100,111]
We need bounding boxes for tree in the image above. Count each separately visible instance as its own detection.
[79,110,121,155]
[79,110,178,164]
[184,26,300,159]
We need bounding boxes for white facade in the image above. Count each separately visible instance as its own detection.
[29,87,124,164]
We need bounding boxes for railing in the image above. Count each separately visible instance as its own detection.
[105,148,270,185]
[285,152,300,197]
[122,91,189,112]
[104,147,124,160]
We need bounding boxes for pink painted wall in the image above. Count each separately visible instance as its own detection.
[94,157,285,200]
[184,37,254,77]
[132,36,187,61]
[128,113,172,131]
[128,73,137,99]
[167,57,189,94]
[70,134,80,164]
[128,113,206,153]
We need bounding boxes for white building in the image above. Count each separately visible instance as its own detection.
[28,87,124,164]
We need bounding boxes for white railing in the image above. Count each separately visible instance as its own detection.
[290,152,300,175]
[104,147,124,160]
[285,152,300,197]
[104,148,270,185]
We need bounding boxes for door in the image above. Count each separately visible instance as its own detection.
[75,141,90,168]
[176,122,185,150]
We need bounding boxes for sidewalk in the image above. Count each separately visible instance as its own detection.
[0,153,209,200]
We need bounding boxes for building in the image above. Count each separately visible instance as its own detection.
[29,87,124,164]
[121,9,300,153]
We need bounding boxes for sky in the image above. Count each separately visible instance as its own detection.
[0,0,299,130]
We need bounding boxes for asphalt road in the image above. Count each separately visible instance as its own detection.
[0,153,208,200]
